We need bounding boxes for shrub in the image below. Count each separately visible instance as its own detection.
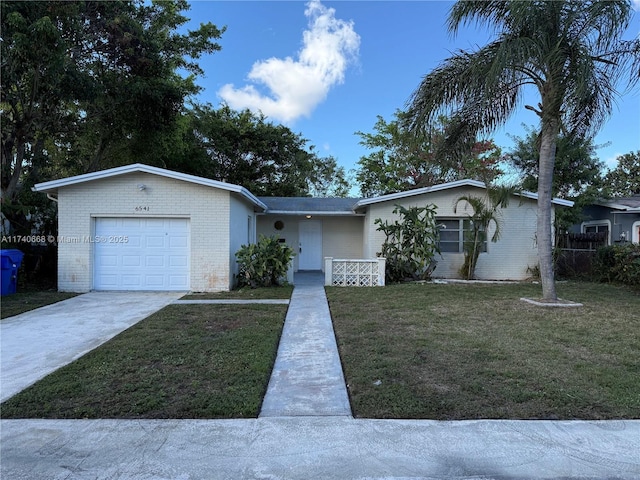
[235,235,294,288]
[593,243,640,286]
[375,204,440,283]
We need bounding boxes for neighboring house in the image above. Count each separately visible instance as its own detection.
[34,164,572,292]
[569,196,640,245]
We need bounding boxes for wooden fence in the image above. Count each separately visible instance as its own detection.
[555,232,607,277]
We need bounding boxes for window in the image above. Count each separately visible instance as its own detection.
[437,218,487,253]
[581,220,610,245]
[584,224,608,234]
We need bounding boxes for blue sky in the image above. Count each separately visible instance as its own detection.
[184,1,640,186]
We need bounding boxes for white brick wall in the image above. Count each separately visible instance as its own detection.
[363,186,546,280]
[322,217,364,260]
[57,172,234,292]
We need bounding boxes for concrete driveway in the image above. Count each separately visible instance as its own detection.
[1,291,183,402]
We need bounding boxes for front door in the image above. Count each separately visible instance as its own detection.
[298,220,322,270]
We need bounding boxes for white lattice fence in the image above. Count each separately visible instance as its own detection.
[324,258,386,287]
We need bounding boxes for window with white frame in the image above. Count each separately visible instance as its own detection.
[437,218,487,253]
[581,220,610,245]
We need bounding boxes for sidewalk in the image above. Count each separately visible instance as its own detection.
[2,417,639,479]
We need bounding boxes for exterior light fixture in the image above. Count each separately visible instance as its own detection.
[137,184,146,191]
[305,215,312,219]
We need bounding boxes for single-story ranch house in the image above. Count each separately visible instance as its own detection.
[33,163,573,292]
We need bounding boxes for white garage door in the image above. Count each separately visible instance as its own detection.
[94,218,190,291]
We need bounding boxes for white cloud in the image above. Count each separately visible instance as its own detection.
[218,0,360,123]
[633,0,640,12]
[604,153,622,171]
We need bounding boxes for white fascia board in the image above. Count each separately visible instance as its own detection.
[33,163,267,210]
[354,180,486,208]
[608,208,640,213]
[260,210,364,216]
[353,179,574,208]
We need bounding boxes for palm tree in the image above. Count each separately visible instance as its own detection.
[454,185,513,280]
[406,1,639,300]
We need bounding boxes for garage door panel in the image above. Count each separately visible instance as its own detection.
[170,236,188,248]
[97,274,118,287]
[122,255,141,267]
[168,275,188,288]
[122,275,142,287]
[144,275,165,287]
[146,236,165,248]
[146,256,165,267]
[169,256,188,267]
[94,218,189,291]
[145,219,165,228]
[99,255,118,267]
[126,236,142,247]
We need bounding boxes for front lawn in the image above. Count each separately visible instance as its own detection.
[1,291,77,319]
[1,304,286,418]
[327,281,639,420]
[181,285,293,300]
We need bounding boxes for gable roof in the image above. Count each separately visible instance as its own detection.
[258,197,362,216]
[594,196,640,212]
[32,163,267,211]
[354,179,574,209]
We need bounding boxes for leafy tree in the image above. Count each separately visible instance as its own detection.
[603,151,640,197]
[406,1,639,301]
[174,105,349,197]
[506,127,605,198]
[307,155,351,198]
[506,127,608,233]
[375,204,440,283]
[355,110,502,197]
[1,0,224,232]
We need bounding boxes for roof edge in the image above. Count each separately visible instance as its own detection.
[32,163,267,210]
[354,180,574,208]
[260,210,364,216]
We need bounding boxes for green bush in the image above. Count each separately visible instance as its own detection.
[375,204,440,283]
[235,235,294,288]
[593,243,640,286]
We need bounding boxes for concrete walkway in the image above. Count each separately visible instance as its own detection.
[260,271,351,417]
[0,291,183,402]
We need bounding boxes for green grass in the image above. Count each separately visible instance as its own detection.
[1,291,77,319]
[327,281,640,420]
[1,304,286,418]
[181,285,293,300]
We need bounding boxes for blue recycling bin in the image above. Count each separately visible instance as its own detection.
[1,249,24,296]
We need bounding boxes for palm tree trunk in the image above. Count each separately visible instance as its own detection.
[537,118,559,301]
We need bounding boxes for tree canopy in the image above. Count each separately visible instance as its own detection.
[169,105,349,197]
[1,0,224,202]
[355,110,502,197]
[506,127,605,198]
[603,151,640,197]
